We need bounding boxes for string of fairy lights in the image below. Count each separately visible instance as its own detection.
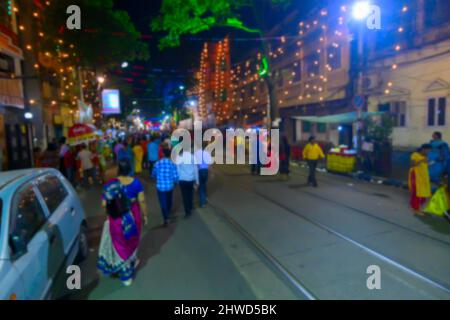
[12,0,103,120]
[197,37,233,125]
[223,3,412,123]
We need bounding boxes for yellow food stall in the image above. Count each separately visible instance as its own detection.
[327,146,357,173]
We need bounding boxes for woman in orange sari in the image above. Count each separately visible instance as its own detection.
[409,144,432,215]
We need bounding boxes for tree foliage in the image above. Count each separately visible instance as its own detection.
[43,0,149,70]
[364,114,394,143]
[151,0,290,49]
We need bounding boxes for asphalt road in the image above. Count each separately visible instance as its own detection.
[67,163,450,300]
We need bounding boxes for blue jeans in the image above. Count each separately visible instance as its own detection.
[198,169,208,206]
[157,190,173,222]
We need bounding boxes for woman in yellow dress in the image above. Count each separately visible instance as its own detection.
[132,140,144,175]
[408,144,432,214]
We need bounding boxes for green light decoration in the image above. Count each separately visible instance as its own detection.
[224,18,261,34]
[7,0,12,16]
[258,56,269,77]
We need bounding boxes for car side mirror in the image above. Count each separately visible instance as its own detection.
[9,233,27,259]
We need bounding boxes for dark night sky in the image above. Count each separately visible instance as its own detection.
[114,0,317,71]
[112,0,317,106]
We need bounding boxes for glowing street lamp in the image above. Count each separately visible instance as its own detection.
[121,61,129,68]
[97,76,105,84]
[352,1,371,20]
[24,112,33,120]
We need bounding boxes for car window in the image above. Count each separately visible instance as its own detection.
[10,184,46,245]
[36,174,68,214]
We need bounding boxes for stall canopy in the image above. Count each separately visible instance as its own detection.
[292,111,384,124]
[68,123,98,145]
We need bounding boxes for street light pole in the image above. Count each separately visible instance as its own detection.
[356,23,366,158]
[351,1,371,168]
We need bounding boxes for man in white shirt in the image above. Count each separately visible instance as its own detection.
[77,144,97,188]
[195,147,212,208]
[59,137,69,177]
[176,151,199,217]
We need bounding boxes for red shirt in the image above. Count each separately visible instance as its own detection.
[140,141,149,156]
[63,151,75,168]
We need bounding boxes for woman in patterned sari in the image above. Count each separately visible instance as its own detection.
[97,160,148,286]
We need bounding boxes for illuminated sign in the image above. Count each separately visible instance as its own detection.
[102,89,121,114]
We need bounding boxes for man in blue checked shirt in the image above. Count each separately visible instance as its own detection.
[152,148,179,227]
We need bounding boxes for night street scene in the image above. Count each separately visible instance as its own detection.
[1,0,450,305]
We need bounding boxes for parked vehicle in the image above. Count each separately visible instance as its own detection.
[0,169,88,300]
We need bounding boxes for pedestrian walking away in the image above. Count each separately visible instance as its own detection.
[147,136,160,177]
[59,136,70,177]
[152,147,179,227]
[97,160,148,286]
[118,142,135,176]
[140,136,149,169]
[77,143,98,188]
[303,136,325,187]
[177,150,199,217]
[132,139,144,175]
[280,134,291,180]
[195,143,212,208]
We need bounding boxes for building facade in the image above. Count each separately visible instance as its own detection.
[366,0,450,150]
[0,0,29,170]
[229,3,354,146]
[229,0,450,154]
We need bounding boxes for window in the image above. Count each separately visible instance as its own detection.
[425,0,450,28]
[327,45,342,70]
[428,97,446,126]
[305,53,320,77]
[10,184,46,246]
[36,174,68,213]
[378,101,407,127]
[0,53,15,77]
[302,121,312,133]
[317,123,327,133]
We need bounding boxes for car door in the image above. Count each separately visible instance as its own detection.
[35,174,76,289]
[9,182,50,299]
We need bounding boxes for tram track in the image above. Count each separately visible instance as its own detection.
[207,200,318,300]
[290,169,450,246]
[251,189,450,295]
[211,166,450,298]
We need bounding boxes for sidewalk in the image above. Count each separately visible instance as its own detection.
[68,174,261,300]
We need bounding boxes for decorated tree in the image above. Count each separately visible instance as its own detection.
[151,0,291,127]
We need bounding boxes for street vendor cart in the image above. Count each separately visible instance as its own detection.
[327,146,357,173]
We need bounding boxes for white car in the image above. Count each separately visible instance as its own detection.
[0,169,88,300]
